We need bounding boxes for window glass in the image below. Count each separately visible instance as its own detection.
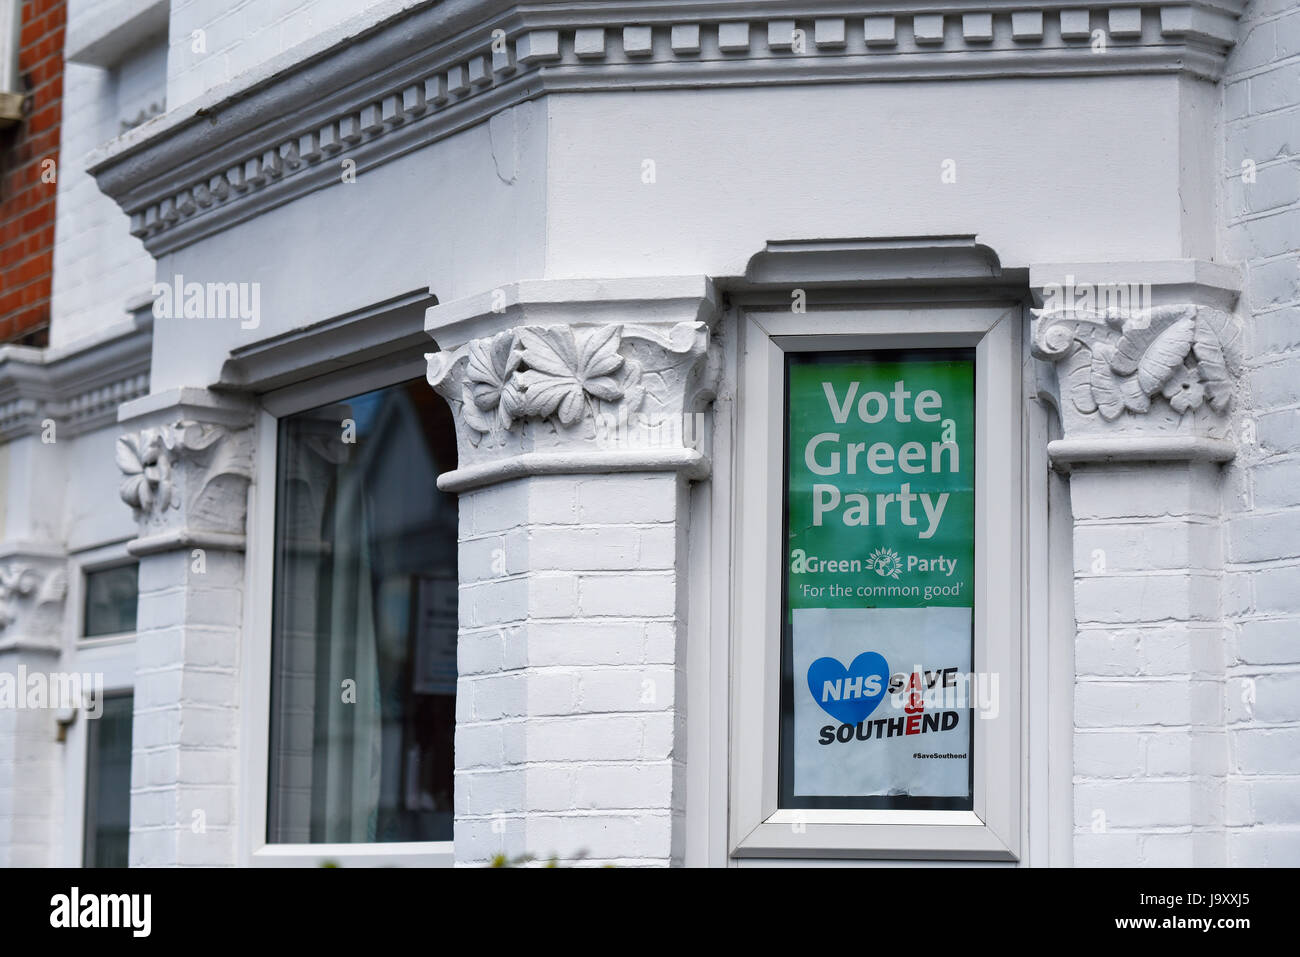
[83,564,138,637]
[779,350,976,810]
[267,378,458,843]
[84,693,133,867]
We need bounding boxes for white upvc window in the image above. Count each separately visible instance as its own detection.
[730,301,1023,860]
[61,541,139,867]
[240,354,457,867]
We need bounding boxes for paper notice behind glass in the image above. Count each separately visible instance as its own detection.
[793,606,972,797]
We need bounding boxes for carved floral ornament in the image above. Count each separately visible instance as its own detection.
[427,321,711,448]
[0,563,67,631]
[116,421,227,514]
[114,419,255,543]
[1031,304,1244,421]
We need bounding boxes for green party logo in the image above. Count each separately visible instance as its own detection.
[867,547,903,579]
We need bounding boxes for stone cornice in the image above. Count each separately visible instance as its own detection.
[1044,435,1237,466]
[1029,260,1244,470]
[0,314,152,442]
[219,288,437,392]
[88,0,1246,256]
[427,275,720,349]
[736,234,1009,291]
[426,277,720,492]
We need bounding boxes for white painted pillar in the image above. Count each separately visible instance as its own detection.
[0,420,68,867]
[0,551,67,867]
[115,388,254,866]
[426,277,718,866]
[1031,262,1243,866]
[1066,461,1229,865]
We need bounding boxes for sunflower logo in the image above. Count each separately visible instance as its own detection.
[868,547,904,579]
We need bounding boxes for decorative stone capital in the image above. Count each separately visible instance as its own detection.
[1029,262,1243,469]
[115,389,254,554]
[0,551,67,654]
[425,278,720,492]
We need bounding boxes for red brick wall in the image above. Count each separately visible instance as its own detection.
[0,0,65,346]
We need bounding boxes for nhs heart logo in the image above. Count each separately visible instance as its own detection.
[807,652,889,726]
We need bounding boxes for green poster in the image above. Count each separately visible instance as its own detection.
[781,350,976,809]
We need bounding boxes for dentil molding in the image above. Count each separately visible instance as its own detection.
[88,0,1246,257]
[0,313,152,443]
[426,277,720,492]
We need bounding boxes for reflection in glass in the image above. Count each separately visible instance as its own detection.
[84,693,133,867]
[83,564,138,637]
[267,379,458,843]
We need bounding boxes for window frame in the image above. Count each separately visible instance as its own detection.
[79,559,141,641]
[239,353,455,867]
[729,301,1022,861]
[81,690,135,867]
[61,539,138,866]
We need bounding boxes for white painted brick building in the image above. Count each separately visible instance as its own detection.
[1217,0,1300,867]
[0,0,1298,868]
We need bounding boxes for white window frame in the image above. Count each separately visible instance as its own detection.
[76,551,140,644]
[239,353,454,867]
[62,539,138,867]
[729,301,1022,861]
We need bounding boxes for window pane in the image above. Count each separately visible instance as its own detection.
[83,564,138,637]
[267,378,459,843]
[84,693,134,867]
[779,350,976,811]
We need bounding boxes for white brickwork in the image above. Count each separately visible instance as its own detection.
[51,21,163,348]
[0,649,61,867]
[1220,0,1300,867]
[453,474,688,866]
[129,547,243,866]
[166,0,419,110]
[1069,463,1229,867]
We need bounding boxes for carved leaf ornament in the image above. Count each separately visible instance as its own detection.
[439,325,643,439]
[0,563,66,630]
[116,422,227,514]
[0,564,39,627]
[517,325,626,424]
[463,331,524,433]
[1034,305,1243,421]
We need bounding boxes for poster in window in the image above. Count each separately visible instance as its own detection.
[780,350,977,810]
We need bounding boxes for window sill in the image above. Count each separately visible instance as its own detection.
[250,841,454,868]
[77,632,137,648]
[734,811,1016,861]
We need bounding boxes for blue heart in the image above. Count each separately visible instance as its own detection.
[806,652,890,726]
